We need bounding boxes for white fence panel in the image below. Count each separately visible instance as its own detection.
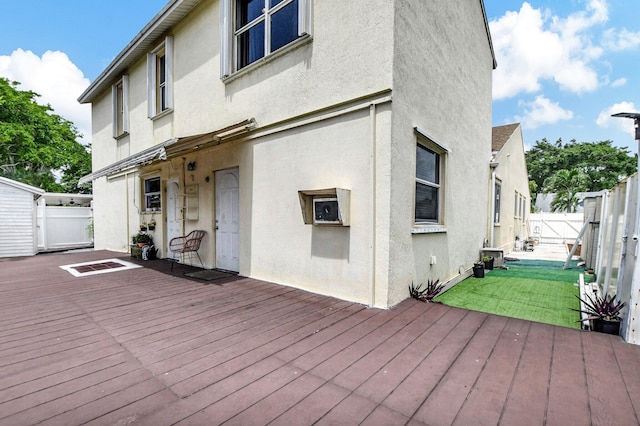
[529,212,584,245]
[37,202,93,251]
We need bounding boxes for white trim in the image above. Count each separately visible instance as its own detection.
[299,0,312,36]
[112,75,130,138]
[147,36,173,118]
[220,0,232,78]
[414,127,451,154]
[60,258,142,277]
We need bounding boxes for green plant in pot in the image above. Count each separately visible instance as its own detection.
[573,292,625,335]
[482,255,494,270]
[132,232,153,247]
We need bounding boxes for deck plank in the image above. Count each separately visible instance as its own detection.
[1,250,640,425]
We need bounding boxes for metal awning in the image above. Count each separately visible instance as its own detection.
[78,118,256,185]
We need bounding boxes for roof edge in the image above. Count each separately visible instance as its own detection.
[479,0,497,69]
[78,0,201,104]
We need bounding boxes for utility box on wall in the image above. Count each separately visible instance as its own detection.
[298,188,350,226]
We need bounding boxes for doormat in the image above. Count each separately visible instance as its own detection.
[60,258,142,277]
[185,269,237,281]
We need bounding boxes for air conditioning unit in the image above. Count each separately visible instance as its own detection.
[313,198,341,225]
[298,188,350,226]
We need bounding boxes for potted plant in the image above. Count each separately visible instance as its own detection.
[140,222,148,232]
[574,292,626,335]
[409,279,445,302]
[148,219,156,231]
[132,232,153,247]
[482,255,494,270]
[472,261,485,278]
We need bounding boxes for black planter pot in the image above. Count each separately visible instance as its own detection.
[473,263,485,278]
[592,318,621,335]
[483,258,494,270]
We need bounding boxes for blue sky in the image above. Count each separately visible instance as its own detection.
[1,0,639,151]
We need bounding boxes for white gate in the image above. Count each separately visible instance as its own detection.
[36,199,93,251]
[529,212,583,245]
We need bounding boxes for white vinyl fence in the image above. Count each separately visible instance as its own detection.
[529,212,583,245]
[580,174,640,345]
[36,199,93,251]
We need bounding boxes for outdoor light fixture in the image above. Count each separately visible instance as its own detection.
[611,112,640,141]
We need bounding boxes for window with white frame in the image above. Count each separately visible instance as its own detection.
[220,0,312,77]
[147,36,173,118]
[144,176,162,211]
[112,75,129,138]
[415,139,446,224]
[494,181,501,224]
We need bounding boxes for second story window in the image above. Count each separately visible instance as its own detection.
[221,0,312,77]
[147,36,173,118]
[112,76,129,138]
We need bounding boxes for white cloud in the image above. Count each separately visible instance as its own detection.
[490,0,608,100]
[515,95,574,129]
[596,101,639,137]
[0,49,91,144]
[611,77,627,87]
[603,28,640,51]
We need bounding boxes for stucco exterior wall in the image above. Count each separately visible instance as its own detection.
[385,0,494,306]
[86,0,494,308]
[492,126,531,251]
[90,0,395,173]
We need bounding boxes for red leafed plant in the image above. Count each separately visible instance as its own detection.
[409,279,445,302]
[574,292,625,322]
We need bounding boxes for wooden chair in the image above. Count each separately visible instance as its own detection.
[169,230,206,271]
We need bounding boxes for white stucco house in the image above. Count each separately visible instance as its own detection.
[489,123,531,253]
[78,0,496,308]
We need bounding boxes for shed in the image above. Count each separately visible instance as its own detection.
[0,177,45,258]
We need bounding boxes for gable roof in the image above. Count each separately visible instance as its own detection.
[78,0,201,104]
[0,176,45,198]
[492,123,520,152]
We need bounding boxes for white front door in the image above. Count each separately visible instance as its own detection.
[166,179,181,259]
[215,168,239,272]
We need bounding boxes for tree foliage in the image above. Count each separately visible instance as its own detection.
[0,78,91,193]
[526,138,637,201]
[544,168,588,213]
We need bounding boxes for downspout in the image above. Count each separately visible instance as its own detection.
[489,162,499,247]
[126,172,130,249]
[369,103,377,308]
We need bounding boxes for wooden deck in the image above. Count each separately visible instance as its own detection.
[1,250,639,425]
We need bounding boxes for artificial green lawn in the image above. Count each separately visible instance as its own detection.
[434,259,583,329]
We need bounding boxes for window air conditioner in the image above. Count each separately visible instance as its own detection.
[313,197,341,225]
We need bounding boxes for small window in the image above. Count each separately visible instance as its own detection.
[221,0,312,77]
[144,177,161,211]
[494,181,501,224]
[147,37,173,118]
[112,76,129,138]
[415,140,445,224]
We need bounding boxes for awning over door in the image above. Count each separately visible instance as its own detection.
[78,118,255,185]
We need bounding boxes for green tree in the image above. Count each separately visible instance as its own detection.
[544,168,588,212]
[0,78,91,193]
[526,138,636,201]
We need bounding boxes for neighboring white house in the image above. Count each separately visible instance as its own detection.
[489,123,531,252]
[0,177,44,258]
[78,0,497,308]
